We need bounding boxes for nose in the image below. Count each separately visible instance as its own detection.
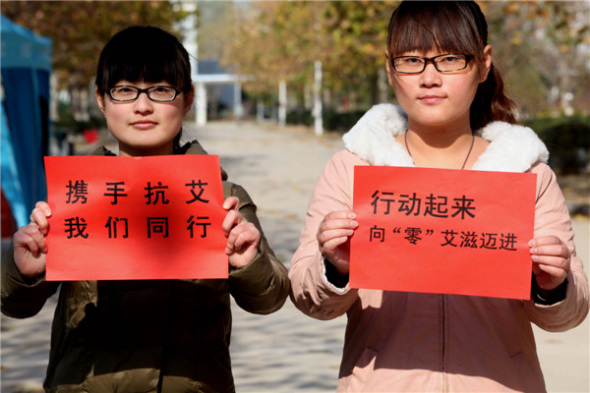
[132,91,154,113]
[419,62,442,87]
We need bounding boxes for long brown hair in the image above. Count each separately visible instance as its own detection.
[387,1,518,130]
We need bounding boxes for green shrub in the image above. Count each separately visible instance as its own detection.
[323,109,366,133]
[286,108,366,132]
[526,116,590,174]
[286,108,313,126]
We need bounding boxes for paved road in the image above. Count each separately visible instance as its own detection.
[1,121,588,392]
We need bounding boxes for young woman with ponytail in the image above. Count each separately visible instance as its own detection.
[289,2,589,391]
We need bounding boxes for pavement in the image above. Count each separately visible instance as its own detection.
[1,120,588,392]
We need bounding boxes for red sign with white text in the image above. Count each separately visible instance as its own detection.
[44,155,228,281]
[351,166,536,299]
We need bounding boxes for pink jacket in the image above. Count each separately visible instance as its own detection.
[289,105,589,392]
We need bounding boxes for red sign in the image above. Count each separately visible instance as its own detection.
[351,166,536,299]
[44,155,228,281]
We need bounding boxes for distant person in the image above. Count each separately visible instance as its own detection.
[288,1,589,392]
[2,26,289,392]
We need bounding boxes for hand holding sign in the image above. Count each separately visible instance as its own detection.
[530,235,571,291]
[12,201,52,278]
[317,210,359,275]
[222,196,261,268]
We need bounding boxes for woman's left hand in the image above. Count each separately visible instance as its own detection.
[529,236,571,290]
[222,196,260,269]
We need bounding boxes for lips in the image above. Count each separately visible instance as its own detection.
[131,120,157,129]
[419,95,444,104]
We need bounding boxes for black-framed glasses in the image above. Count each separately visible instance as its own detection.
[108,85,181,102]
[391,53,474,74]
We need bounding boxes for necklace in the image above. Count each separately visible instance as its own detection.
[404,132,475,170]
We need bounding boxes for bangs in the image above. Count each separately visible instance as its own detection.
[105,49,185,89]
[388,1,487,59]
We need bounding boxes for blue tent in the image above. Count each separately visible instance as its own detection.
[1,15,52,230]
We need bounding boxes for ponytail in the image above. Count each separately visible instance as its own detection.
[471,63,519,130]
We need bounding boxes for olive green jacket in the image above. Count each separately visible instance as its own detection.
[1,141,289,392]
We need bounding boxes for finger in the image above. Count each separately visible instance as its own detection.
[30,209,43,224]
[31,202,52,221]
[529,236,566,248]
[531,253,569,270]
[319,218,358,232]
[230,225,260,253]
[325,211,357,221]
[226,223,259,254]
[320,236,348,253]
[222,209,242,235]
[319,238,349,265]
[534,262,568,280]
[226,221,246,250]
[318,228,355,246]
[35,201,52,215]
[30,208,52,234]
[532,245,569,258]
[223,196,240,211]
[14,231,39,256]
[15,226,47,255]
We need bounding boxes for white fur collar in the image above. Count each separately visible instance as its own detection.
[342,104,549,173]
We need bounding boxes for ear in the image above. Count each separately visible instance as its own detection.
[385,50,395,87]
[95,87,106,115]
[480,45,493,83]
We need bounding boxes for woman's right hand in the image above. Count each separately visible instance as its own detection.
[13,202,52,278]
[317,211,358,275]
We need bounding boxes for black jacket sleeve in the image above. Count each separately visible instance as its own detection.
[223,181,289,314]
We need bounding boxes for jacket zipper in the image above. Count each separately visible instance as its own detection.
[157,282,176,393]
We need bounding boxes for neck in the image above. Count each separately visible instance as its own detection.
[402,126,475,170]
[118,142,174,157]
[407,117,474,146]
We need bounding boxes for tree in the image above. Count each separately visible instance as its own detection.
[215,1,398,112]
[2,1,191,118]
[482,1,590,117]
[318,1,397,107]
[209,1,589,119]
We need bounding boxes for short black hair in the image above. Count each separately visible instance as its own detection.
[95,26,192,96]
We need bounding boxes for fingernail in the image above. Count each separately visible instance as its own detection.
[350,221,359,228]
[528,240,535,247]
[348,213,357,219]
